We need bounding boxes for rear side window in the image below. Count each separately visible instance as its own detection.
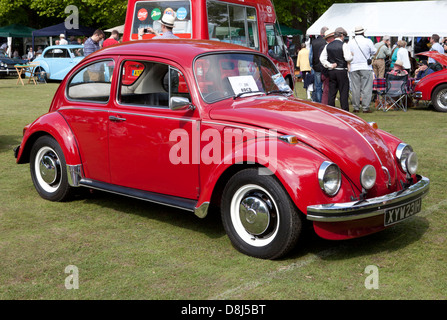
[44,48,70,58]
[118,60,191,108]
[67,60,115,103]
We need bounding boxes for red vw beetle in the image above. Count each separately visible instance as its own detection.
[15,40,430,259]
[414,51,447,112]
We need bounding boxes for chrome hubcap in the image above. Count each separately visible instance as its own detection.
[40,154,58,184]
[239,195,271,235]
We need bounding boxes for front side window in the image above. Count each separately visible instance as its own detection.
[266,23,287,62]
[207,1,259,50]
[195,53,291,103]
[118,60,191,108]
[131,1,192,40]
[67,60,115,103]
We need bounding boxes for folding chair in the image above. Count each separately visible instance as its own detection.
[377,73,408,112]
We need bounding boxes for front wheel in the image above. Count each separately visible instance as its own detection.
[431,84,447,112]
[221,168,303,259]
[30,136,74,201]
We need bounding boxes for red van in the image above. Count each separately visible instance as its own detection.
[123,0,296,88]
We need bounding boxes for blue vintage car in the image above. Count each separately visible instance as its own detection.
[32,45,84,81]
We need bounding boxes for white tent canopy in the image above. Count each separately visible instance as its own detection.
[306,1,447,38]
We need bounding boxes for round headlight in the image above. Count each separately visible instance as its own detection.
[405,152,418,175]
[318,161,341,196]
[360,165,376,190]
[396,143,417,174]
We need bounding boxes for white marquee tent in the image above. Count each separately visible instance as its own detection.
[306,1,447,38]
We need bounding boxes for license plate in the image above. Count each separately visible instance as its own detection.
[384,198,422,226]
[132,69,143,77]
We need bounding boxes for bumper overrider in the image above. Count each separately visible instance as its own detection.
[307,175,430,226]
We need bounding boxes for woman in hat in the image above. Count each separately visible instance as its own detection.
[388,60,408,76]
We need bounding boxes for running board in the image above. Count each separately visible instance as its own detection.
[79,179,198,213]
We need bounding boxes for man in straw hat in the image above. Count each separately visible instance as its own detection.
[139,13,179,39]
[349,26,376,113]
[320,27,353,111]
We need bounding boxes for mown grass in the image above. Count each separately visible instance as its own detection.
[1,77,446,300]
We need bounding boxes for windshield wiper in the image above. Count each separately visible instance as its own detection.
[266,90,293,96]
[233,91,265,100]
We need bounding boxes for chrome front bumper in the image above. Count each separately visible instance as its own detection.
[306,175,430,222]
[413,91,422,99]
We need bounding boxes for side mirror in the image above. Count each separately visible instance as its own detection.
[170,96,194,111]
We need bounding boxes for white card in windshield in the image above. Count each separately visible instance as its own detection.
[228,75,260,96]
[272,73,291,91]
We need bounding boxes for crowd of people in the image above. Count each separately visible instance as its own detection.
[295,26,446,113]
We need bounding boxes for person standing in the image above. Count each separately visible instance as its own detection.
[320,27,353,111]
[84,29,105,57]
[59,34,68,45]
[372,35,391,78]
[429,34,444,65]
[103,30,120,48]
[296,43,312,94]
[320,29,335,105]
[396,41,411,74]
[311,26,328,102]
[349,26,377,113]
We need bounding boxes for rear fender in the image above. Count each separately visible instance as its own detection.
[16,112,81,166]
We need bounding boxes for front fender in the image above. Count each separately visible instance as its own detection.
[196,138,353,217]
[16,111,81,166]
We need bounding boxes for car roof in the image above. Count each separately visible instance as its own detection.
[88,39,258,61]
[45,45,84,50]
[417,51,447,66]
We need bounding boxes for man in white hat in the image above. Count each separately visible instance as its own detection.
[348,26,377,113]
[139,13,179,39]
[59,33,68,45]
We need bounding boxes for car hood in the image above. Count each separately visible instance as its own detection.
[1,57,26,65]
[417,51,447,66]
[209,96,397,188]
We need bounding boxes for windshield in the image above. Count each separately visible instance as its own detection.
[195,53,291,103]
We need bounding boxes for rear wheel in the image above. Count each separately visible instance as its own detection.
[221,168,302,259]
[30,136,73,201]
[35,67,47,83]
[431,84,447,112]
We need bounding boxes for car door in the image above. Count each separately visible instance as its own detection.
[62,59,116,182]
[108,57,200,199]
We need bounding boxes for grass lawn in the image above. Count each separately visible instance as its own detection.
[0,77,446,300]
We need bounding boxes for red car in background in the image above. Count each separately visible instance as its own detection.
[15,40,430,259]
[414,51,447,112]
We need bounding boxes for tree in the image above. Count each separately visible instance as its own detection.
[0,0,126,29]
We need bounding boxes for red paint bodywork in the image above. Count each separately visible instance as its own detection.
[16,40,426,241]
[414,51,447,101]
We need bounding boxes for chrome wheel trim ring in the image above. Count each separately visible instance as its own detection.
[230,184,279,247]
[34,146,62,193]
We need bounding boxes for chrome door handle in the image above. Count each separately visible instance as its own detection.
[109,115,127,122]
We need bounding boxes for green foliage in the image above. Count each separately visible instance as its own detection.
[0,0,127,29]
